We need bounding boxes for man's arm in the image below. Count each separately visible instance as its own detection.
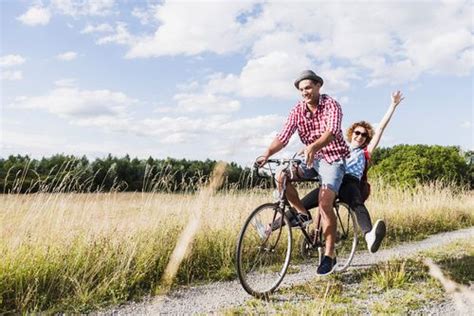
[367,91,404,154]
[258,106,298,165]
[257,137,285,166]
[304,130,334,164]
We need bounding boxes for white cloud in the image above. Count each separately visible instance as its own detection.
[239,52,309,98]
[17,6,51,26]
[205,73,239,95]
[73,116,132,133]
[51,0,116,17]
[125,1,257,58]
[1,70,23,81]
[81,23,114,34]
[135,113,284,149]
[173,93,240,113]
[97,22,134,45]
[204,52,356,99]
[219,115,284,140]
[403,29,473,77]
[11,82,137,120]
[56,51,78,61]
[2,130,63,152]
[0,55,26,67]
[16,0,117,28]
[138,116,207,143]
[205,51,309,99]
[132,5,159,25]
[366,59,421,87]
[207,114,290,161]
[461,121,472,129]
[112,1,472,91]
[54,78,77,87]
[64,141,133,156]
[339,96,349,105]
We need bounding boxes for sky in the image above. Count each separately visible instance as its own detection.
[1,0,473,166]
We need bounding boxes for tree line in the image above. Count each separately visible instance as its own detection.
[1,145,472,193]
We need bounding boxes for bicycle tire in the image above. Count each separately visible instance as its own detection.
[235,203,293,298]
[333,202,358,272]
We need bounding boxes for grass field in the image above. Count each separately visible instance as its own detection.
[225,238,474,315]
[1,180,473,313]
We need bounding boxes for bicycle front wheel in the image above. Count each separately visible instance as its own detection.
[235,203,292,298]
[333,202,358,272]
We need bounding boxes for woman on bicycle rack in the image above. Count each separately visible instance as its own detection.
[301,91,405,254]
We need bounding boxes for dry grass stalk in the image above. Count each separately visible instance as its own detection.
[424,258,474,313]
[160,161,228,289]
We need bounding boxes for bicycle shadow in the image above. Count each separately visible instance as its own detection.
[258,267,372,304]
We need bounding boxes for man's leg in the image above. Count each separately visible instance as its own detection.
[315,158,345,276]
[276,171,307,214]
[285,183,309,214]
[319,187,337,257]
[269,171,312,230]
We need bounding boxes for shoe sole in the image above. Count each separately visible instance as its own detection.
[370,220,386,253]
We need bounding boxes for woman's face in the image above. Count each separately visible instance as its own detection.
[350,126,369,148]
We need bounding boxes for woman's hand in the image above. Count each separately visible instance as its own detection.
[391,90,404,108]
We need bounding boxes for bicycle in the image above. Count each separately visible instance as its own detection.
[235,158,358,298]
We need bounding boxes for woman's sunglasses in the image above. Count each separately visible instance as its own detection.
[354,131,368,137]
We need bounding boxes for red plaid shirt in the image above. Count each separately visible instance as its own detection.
[277,94,349,163]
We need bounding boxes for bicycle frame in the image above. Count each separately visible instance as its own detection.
[256,158,351,252]
[256,158,323,248]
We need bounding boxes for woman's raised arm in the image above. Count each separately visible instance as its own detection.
[367,91,405,154]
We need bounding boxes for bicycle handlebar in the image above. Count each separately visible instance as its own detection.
[253,157,300,177]
[253,156,321,183]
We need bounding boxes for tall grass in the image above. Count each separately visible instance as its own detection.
[367,178,473,242]
[0,176,472,312]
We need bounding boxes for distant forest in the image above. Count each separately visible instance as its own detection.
[1,145,472,193]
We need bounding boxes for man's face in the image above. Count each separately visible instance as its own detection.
[298,79,321,104]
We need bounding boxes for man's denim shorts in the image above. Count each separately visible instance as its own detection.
[299,157,346,193]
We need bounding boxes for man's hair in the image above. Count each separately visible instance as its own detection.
[346,121,374,147]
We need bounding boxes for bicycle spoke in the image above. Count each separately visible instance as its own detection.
[236,203,292,297]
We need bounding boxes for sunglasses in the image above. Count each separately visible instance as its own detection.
[354,131,368,137]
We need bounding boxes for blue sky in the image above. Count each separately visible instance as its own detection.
[1,0,472,166]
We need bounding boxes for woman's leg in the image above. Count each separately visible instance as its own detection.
[301,187,320,211]
[338,177,373,235]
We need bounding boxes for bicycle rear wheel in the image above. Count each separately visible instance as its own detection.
[235,203,292,298]
[333,202,358,272]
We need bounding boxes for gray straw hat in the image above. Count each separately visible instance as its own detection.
[294,70,324,89]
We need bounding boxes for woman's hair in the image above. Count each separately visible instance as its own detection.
[346,121,374,147]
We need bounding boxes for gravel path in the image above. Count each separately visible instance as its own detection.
[103,227,474,315]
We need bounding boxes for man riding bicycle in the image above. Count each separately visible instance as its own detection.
[258,70,349,276]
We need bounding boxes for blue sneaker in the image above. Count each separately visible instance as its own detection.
[317,256,337,276]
